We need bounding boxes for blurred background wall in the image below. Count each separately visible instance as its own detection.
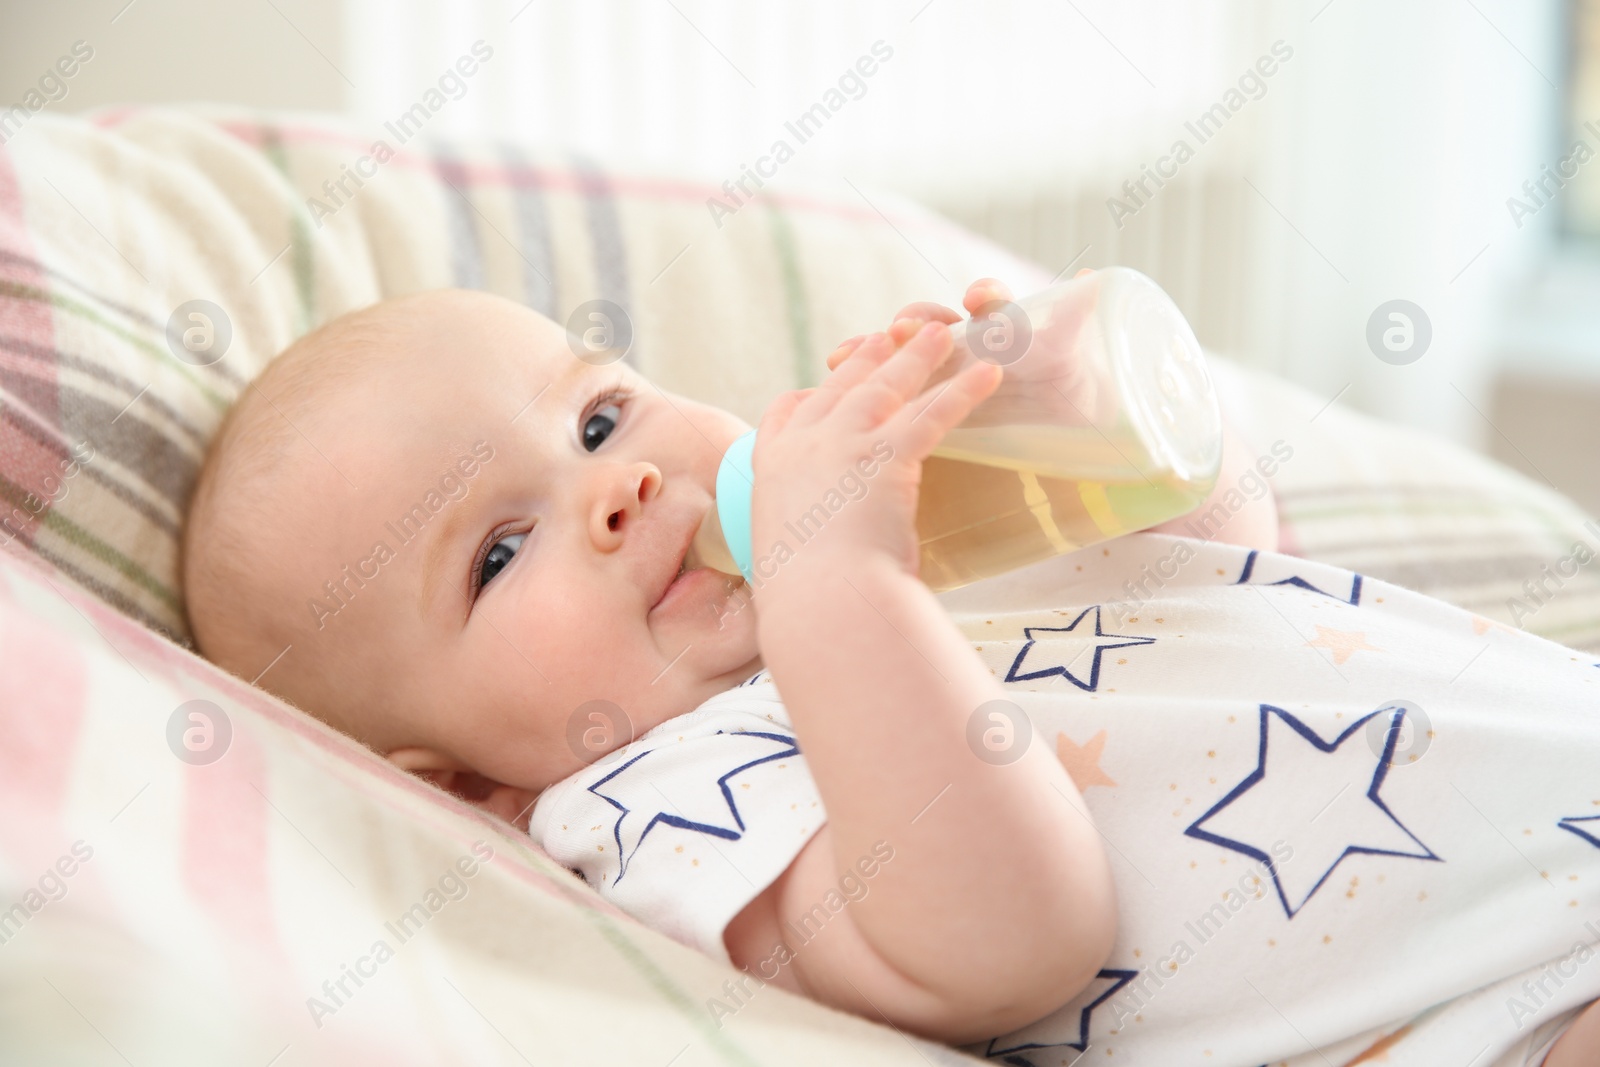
[2,0,1596,512]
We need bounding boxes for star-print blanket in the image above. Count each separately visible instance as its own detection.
[530,535,1600,1067]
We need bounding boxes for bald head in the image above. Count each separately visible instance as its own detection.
[183,290,523,743]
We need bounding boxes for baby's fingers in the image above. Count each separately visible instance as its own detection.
[825,334,867,371]
[758,387,816,438]
[846,321,955,423]
[898,359,1004,459]
[891,300,963,327]
[810,331,898,417]
[825,301,961,372]
[962,278,1014,317]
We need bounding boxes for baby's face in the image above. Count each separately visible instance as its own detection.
[268,291,758,802]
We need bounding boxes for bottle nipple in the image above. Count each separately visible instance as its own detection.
[688,502,741,578]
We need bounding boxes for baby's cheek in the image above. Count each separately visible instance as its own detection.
[504,592,625,688]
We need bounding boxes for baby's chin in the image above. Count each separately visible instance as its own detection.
[655,581,760,665]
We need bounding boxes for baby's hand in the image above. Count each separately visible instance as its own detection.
[823,277,1026,372]
[827,271,1107,426]
[748,321,1003,589]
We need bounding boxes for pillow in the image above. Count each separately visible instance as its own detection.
[0,537,975,1064]
[6,105,1598,662]
[1208,360,1600,653]
[0,105,1047,648]
[5,105,1598,655]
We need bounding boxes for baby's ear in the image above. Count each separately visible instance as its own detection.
[386,747,540,833]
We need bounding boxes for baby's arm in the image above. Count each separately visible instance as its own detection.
[1149,416,1280,551]
[728,317,1118,1043]
[1542,997,1600,1066]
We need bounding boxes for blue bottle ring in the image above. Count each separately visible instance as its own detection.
[715,429,758,583]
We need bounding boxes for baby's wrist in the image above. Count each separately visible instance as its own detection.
[752,549,906,633]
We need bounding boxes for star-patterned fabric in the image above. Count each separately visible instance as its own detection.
[533,534,1600,1067]
[529,671,821,964]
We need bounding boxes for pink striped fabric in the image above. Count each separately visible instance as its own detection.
[0,535,978,1064]
[0,145,61,556]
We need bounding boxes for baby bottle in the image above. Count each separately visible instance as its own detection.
[688,266,1223,593]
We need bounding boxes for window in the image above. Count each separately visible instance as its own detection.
[1565,0,1600,238]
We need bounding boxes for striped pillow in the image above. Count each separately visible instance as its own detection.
[1208,360,1600,653]
[0,105,1048,648]
[5,105,1598,654]
[0,524,968,1064]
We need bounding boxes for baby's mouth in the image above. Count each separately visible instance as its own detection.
[649,535,743,615]
[649,539,696,613]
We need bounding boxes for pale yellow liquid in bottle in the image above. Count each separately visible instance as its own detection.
[915,421,1214,593]
[691,421,1216,594]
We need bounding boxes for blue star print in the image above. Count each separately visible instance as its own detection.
[1233,549,1363,605]
[1185,703,1440,918]
[983,968,1138,1064]
[1004,605,1156,691]
[1558,815,1600,849]
[589,729,800,884]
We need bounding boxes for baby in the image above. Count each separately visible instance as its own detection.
[183,282,1600,1065]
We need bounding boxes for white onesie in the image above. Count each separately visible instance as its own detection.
[529,535,1600,1066]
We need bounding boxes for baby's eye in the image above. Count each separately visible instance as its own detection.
[582,398,623,452]
[479,532,525,592]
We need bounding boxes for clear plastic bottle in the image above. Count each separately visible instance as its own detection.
[688,266,1223,593]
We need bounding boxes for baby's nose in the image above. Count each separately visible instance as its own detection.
[596,461,662,540]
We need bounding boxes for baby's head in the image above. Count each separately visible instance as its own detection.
[183,289,760,826]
